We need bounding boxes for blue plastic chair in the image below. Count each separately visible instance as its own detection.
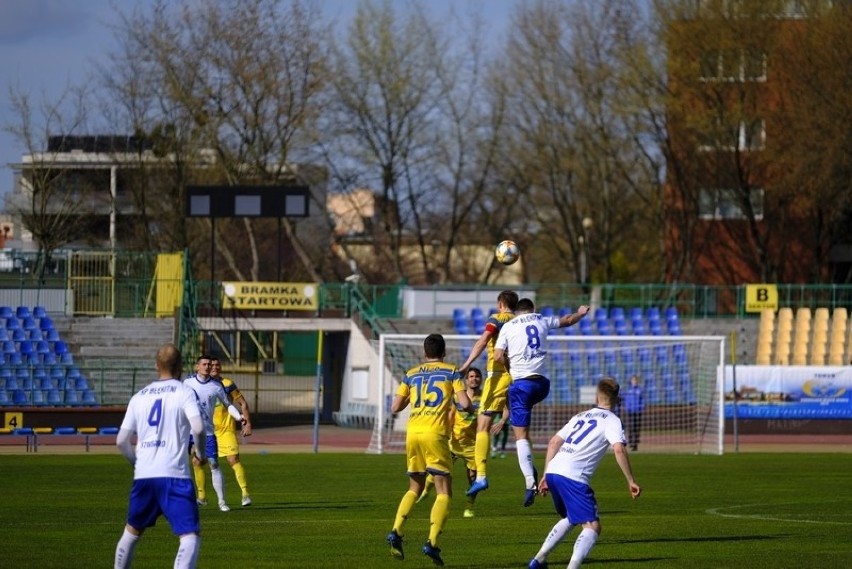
[42,352,57,365]
[59,353,73,365]
[65,388,80,405]
[12,389,28,405]
[452,308,466,321]
[540,306,555,317]
[470,307,485,320]
[81,389,98,406]
[46,389,62,406]
[646,307,661,321]
[5,317,19,330]
[31,389,46,406]
[15,306,30,319]
[74,376,90,391]
[39,317,54,331]
[7,353,22,366]
[45,329,60,342]
[559,307,573,318]
[0,389,9,406]
[0,329,8,342]
[33,306,47,319]
[610,307,625,321]
[36,340,50,354]
[22,316,37,331]
[27,328,42,341]
[0,306,12,319]
[53,341,68,355]
[11,329,26,342]
[19,341,34,356]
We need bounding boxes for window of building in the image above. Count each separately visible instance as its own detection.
[698,48,766,82]
[698,187,764,220]
[697,118,765,151]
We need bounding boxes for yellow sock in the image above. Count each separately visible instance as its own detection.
[428,494,450,547]
[475,431,490,477]
[232,461,248,495]
[193,462,206,499]
[392,490,419,535]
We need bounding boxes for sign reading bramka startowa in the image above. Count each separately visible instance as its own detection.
[221,282,318,311]
[724,366,852,419]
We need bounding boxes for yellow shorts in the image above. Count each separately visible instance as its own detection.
[479,372,511,415]
[406,431,452,475]
[216,430,240,458]
[449,437,476,471]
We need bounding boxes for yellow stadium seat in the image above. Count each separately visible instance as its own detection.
[778,307,793,324]
[796,307,811,321]
[814,307,830,323]
[774,342,790,365]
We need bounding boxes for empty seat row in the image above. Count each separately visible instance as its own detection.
[0,387,98,407]
[756,307,851,365]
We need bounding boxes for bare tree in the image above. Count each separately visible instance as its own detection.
[3,86,95,279]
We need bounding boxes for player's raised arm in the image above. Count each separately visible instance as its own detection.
[558,305,590,328]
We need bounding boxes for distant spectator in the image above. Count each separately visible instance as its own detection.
[623,375,645,451]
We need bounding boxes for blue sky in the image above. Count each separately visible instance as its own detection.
[0,0,515,196]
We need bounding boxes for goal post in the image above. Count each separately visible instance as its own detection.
[368,333,726,455]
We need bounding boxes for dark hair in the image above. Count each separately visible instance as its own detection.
[598,377,621,406]
[467,366,483,378]
[424,334,446,359]
[497,290,519,311]
[196,354,213,363]
[517,298,535,313]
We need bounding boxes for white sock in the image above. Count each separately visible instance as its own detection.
[114,528,139,569]
[534,517,574,562]
[568,528,599,569]
[174,534,200,569]
[212,466,226,504]
[515,438,536,489]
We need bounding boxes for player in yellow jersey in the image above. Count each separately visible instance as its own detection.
[209,358,253,507]
[416,367,496,517]
[386,334,471,566]
[458,290,519,497]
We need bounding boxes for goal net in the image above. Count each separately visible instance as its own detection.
[368,334,726,455]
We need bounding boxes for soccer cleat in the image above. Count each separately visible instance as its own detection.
[466,477,489,497]
[387,530,404,560]
[528,559,548,569]
[218,502,231,512]
[463,509,475,518]
[196,498,207,506]
[241,495,252,506]
[523,468,539,507]
[422,541,444,566]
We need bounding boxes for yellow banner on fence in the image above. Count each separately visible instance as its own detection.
[745,284,778,313]
[221,282,318,311]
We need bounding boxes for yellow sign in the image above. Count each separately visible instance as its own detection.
[221,282,318,311]
[3,412,23,430]
[745,284,778,313]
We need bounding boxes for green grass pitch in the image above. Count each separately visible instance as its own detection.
[2,451,851,568]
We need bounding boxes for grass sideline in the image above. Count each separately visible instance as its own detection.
[3,451,851,568]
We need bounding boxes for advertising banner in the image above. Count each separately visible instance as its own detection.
[221,282,318,311]
[724,366,852,419]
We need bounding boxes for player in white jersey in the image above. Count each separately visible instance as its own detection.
[114,343,206,569]
[183,354,246,512]
[494,298,589,506]
[528,378,641,569]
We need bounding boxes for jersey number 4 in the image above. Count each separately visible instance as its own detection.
[565,419,598,445]
[147,399,163,427]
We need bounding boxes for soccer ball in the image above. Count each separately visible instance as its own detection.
[495,240,520,265]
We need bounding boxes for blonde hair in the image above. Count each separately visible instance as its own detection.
[597,377,621,407]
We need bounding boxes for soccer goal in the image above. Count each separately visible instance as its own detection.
[368,334,726,455]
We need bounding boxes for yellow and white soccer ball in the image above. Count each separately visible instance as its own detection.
[495,240,520,265]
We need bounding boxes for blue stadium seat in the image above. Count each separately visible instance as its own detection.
[22,316,37,331]
[614,321,628,336]
[559,307,573,318]
[43,352,58,365]
[46,389,62,406]
[0,329,8,342]
[649,320,662,335]
[665,306,679,321]
[629,307,643,320]
[610,307,625,321]
[36,340,50,354]
[5,376,18,391]
[59,353,73,365]
[632,320,648,335]
[5,317,19,330]
[579,319,592,335]
[15,306,30,319]
[33,306,47,319]
[31,389,46,406]
[73,376,89,391]
[646,307,660,321]
[65,388,80,406]
[540,306,555,317]
[53,341,68,355]
[19,341,33,357]
[594,308,608,321]
[596,319,611,335]
[12,389,28,405]
[452,308,465,321]
[7,352,22,366]
[0,389,9,406]
[81,389,98,406]
[0,306,12,319]
[27,328,41,341]
[668,322,682,335]
[11,328,26,342]
[45,329,60,342]
[470,307,485,320]
[454,319,470,334]
[39,317,54,331]
[682,382,697,404]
